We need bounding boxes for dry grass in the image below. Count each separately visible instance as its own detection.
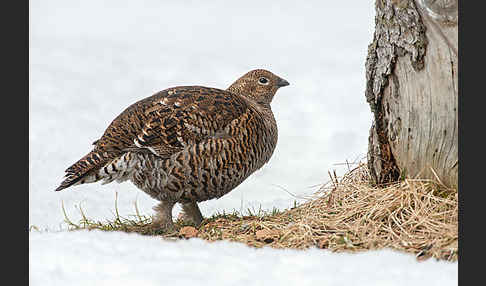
[57,163,458,262]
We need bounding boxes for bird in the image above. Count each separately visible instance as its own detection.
[55,69,289,232]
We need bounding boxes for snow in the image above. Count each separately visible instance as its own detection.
[29,0,457,284]
[30,231,457,286]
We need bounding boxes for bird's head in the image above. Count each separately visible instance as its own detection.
[227,69,289,105]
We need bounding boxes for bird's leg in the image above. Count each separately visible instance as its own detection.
[179,202,204,227]
[151,200,176,233]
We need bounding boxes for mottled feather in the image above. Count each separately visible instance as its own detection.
[55,69,289,231]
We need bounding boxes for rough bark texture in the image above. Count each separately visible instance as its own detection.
[365,0,458,188]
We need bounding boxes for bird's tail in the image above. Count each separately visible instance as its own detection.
[55,150,114,192]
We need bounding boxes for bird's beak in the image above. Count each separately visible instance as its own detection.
[277,78,290,87]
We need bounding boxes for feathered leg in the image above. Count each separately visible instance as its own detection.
[152,200,176,232]
[180,202,204,227]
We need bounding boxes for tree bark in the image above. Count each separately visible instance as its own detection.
[365,0,458,188]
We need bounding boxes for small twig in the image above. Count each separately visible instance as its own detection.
[271,184,308,200]
[134,200,143,222]
[61,200,79,229]
[429,167,444,186]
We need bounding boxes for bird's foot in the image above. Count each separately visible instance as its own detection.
[145,218,176,235]
[176,212,199,227]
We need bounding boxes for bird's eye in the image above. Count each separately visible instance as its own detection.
[258,77,269,85]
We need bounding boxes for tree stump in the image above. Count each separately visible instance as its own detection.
[365,0,458,188]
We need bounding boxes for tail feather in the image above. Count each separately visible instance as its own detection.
[55,150,115,191]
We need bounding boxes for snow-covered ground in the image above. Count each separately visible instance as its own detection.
[29,0,457,285]
[30,231,457,286]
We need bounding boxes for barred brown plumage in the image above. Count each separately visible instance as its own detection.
[55,69,289,231]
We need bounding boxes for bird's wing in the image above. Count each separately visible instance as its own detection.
[94,86,250,158]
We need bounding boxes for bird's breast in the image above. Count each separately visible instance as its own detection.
[129,108,278,203]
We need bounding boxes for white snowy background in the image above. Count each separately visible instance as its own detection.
[29,0,457,285]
